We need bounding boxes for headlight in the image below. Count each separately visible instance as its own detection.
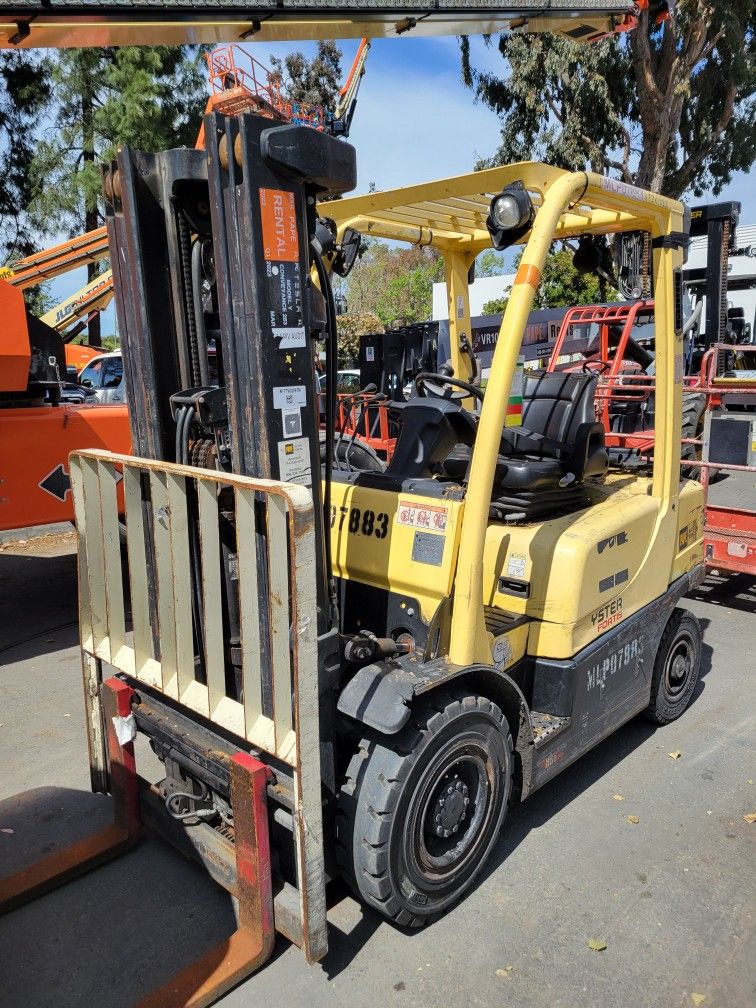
[485,182,534,251]
[491,192,527,230]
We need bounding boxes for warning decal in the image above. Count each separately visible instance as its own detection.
[397,500,448,533]
[277,437,312,487]
[505,356,525,428]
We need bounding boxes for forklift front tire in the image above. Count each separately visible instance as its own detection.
[336,690,512,927]
[644,608,702,725]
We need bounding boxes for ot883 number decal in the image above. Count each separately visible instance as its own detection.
[330,505,389,539]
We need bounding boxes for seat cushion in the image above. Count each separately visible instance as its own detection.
[443,446,565,494]
[494,456,564,493]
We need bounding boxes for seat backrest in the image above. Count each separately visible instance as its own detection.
[521,372,598,446]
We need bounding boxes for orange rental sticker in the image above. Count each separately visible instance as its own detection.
[259,188,299,263]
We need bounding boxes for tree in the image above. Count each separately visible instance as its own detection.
[461,3,756,197]
[0,51,52,265]
[482,296,510,315]
[269,41,342,111]
[475,249,508,277]
[533,248,617,309]
[27,46,207,344]
[481,247,616,315]
[345,239,444,328]
[336,311,383,368]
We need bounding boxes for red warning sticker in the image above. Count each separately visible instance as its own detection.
[259,188,299,263]
[396,501,448,533]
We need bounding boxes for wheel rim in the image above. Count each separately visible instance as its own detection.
[405,732,501,887]
[664,629,696,700]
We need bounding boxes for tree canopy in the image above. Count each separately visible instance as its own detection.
[269,41,342,110]
[28,47,207,238]
[23,46,207,343]
[0,51,52,264]
[480,245,617,317]
[342,239,444,328]
[461,2,755,197]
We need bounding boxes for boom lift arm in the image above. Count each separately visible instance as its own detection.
[1,227,109,289]
[335,38,371,138]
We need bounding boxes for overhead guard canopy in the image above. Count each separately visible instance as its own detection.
[326,163,683,254]
[0,1,643,49]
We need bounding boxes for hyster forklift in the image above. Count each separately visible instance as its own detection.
[2,132,705,1005]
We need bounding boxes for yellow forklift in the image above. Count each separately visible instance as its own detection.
[0,25,704,1008]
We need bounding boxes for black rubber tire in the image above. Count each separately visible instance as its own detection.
[680,392,706,479]
[644,608,702,725]
[336,690,513,927]
[319,431,385,473]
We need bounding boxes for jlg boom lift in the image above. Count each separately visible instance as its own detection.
[0,6,701,1008]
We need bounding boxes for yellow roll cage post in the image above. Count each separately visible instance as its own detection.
[329,164,686,664]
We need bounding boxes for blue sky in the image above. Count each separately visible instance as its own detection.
[49,34,754,336]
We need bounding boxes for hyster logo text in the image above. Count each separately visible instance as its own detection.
[597,531,628,554]
[591,597,623,633]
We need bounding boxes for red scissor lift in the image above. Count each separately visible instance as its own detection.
[548,306,756,577]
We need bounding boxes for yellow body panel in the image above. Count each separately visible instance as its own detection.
[331,474,704,664]
[329,480,464,625]
[483,476,704,659]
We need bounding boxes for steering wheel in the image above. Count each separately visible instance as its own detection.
[581,358,612,375]
[414,371,485,402]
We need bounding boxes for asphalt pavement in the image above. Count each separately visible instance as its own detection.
[0,492,754,1008]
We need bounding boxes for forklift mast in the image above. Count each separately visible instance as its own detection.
[687,201,741,350]
[104,113,355,694]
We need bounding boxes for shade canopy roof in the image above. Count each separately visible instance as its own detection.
[327,163,683,254]
[1,2,638,49]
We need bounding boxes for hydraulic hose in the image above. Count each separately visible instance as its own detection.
[176,209,202,387]
[191,239,211,387]
[175,403,207,673]
[311,246,339,626]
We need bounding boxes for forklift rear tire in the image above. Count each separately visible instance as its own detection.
[644,608,702,725]
[336,690,512,927]
[680,392,706,479]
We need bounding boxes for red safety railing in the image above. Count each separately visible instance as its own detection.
[206,45,329,130]
[333,393,398,461]
[597,344,756,577]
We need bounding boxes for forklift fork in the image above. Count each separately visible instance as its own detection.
[0,673,276,1007]
[0,678,140,914]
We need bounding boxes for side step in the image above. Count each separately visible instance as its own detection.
[530,711,571,748]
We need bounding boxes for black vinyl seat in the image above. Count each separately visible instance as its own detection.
[444,372,608,519]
